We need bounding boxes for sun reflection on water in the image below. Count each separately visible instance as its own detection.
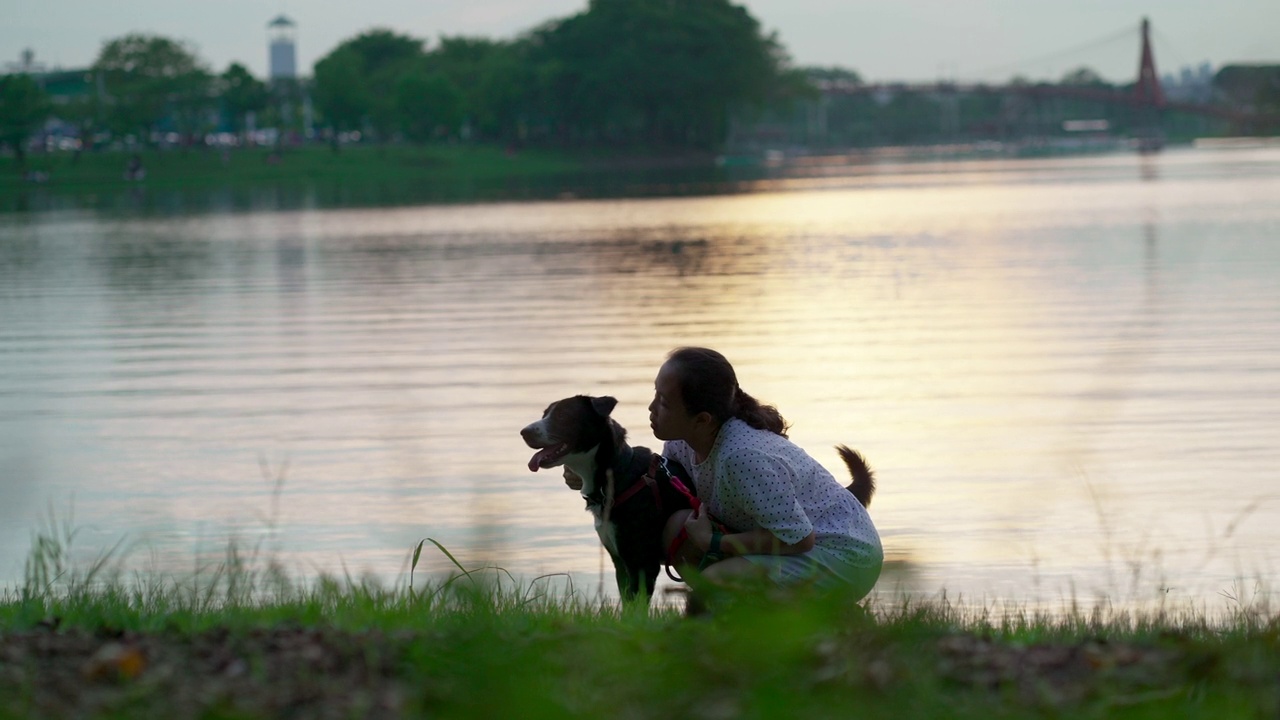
[2,148,1279,613]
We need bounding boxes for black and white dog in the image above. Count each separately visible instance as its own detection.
[521,395,694,604]
[521,394,878,604]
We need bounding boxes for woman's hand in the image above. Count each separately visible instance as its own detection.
[684,504,715,551]
[563,469,583,491]
[685,509,817,557]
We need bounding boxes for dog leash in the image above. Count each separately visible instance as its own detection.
[654,454,700,510]
[612,450,693,511]
[650,455,730,582]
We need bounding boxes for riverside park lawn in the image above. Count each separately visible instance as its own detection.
[1,143,725,212]
[3,143,580,211]
[4,147,1279,718]
[2,543,1278,720]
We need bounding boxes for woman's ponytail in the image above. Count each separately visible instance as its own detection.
[731,386,789,437]
[667,347,789,437]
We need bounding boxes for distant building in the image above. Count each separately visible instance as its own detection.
[268,15,297,81]
[1162,62,1215,104]
[4,49,93,106]
[5,48,47,75]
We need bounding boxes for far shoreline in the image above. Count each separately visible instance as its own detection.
[5,138,1270,216]
[1,143,732,214]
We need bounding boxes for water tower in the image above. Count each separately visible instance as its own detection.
[268,15,297,81]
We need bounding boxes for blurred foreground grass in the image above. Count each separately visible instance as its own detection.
[2,518,1278,719]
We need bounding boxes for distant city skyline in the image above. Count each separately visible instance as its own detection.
[2,0,1277,84]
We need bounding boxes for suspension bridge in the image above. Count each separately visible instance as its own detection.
[811,18,1278,139]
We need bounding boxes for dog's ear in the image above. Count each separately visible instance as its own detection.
[590,396,618,418]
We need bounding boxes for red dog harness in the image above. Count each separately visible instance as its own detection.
[612,470,663,508]
[646,455,729,582]
[611,453,724,582]
[611,453,699,511]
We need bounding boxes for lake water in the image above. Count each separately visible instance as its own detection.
[2,146,1278,614]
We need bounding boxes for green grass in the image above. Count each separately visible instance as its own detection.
[6,143,584,188]
[3,515,1279,719]
[0,143,603,213]
[1,143,732,213]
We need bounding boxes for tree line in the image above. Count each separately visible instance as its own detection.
[1,33,276,164]
[1,0,806,160]
[310,0,807,149]
[4,0,1278,166]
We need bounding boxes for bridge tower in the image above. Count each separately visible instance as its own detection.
[1131,17,1166,151]
[1135,17,1163,108]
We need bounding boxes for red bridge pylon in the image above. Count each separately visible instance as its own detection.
[1135,17,1164,107]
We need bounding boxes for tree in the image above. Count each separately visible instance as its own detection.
[56,93,104,151]
[804,66,862,88]
[421,37,538,143]
[312,29,424,140]
[532,0,788,149]
[0,74,51,166]
[169,69,216,139]
[394,65,463,141]
[306,2,795,150]
[312,47,372,135]
[1215,65,1280,111]
[1060,67,1110,88]
[218,62,268,134]
[92,34,213,143]
[877,91,943,144]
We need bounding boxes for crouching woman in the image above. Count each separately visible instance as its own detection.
[650,347,882,600]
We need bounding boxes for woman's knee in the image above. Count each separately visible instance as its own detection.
[700,557,762,585]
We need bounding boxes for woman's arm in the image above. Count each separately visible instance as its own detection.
[684,506,815,557]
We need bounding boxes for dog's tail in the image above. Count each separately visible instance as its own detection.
[836,445,875,509]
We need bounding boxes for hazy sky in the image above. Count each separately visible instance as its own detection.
[3,0,1277,84]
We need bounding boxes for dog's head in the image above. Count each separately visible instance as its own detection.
[520,395,625,472]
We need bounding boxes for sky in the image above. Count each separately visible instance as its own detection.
[2,0,1277,85]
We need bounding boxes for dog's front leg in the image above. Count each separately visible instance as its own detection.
[615,562,638,602]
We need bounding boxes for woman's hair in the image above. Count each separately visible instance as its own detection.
[666,347,789,437]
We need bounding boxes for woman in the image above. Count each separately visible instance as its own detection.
[650,347,882,599]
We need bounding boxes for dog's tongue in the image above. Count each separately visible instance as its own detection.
[528,445,564,472]
[528,443,571,472]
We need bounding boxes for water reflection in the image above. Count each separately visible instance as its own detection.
[2,148,1279,612]
[104,231,213,290]
[1139,155,1160,182]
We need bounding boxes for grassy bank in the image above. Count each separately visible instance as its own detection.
[4,580,1279,719]
[3,533,1278,720]
[5,144,588,189]
[1,144,582,213]
[1,144,728,213]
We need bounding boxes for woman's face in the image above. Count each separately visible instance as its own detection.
[649,361,697,441]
